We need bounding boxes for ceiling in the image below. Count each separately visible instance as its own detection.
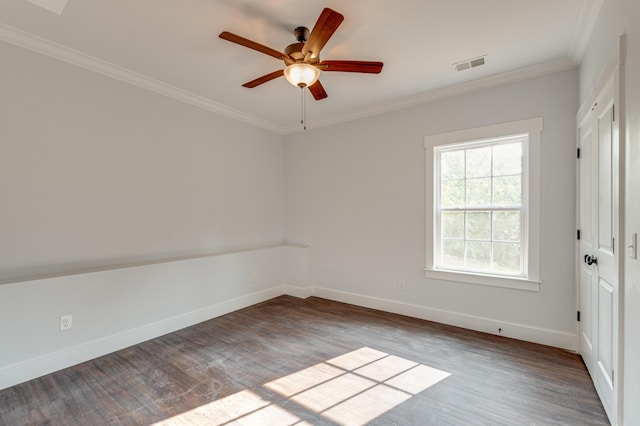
[0,0,602,133]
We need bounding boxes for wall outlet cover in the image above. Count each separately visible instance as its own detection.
[60,315,72,331]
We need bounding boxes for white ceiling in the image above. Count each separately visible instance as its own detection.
[0,0,602,133]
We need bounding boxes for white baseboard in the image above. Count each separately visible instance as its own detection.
[311,286,577,351]
[1,282,578,390]
[283,284,313,299]
[0,285,284,390]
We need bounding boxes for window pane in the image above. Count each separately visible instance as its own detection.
[442,179,465,208]
[442,240,464,267]
[442,212,464,239]
[493,175,521,206]
[493,242,521,274]
[441,150,465,180]
[466,212,491,240]
[466,177,491,206]
[431,127,533,279]
[465,241,491,271]
[465,146,491,178]
[493,142,522,176]
[493,211,521,242]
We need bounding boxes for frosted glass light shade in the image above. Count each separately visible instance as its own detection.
[284,63,320,87]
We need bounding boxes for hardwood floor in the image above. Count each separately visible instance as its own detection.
[0,296,608,425]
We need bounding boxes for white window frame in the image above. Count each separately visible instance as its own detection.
[424,118,542,291]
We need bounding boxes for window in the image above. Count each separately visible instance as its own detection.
[424,118,542,291]
[437,136,525,275]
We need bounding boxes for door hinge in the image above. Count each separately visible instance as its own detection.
[577,229,581,240]
[613,104,615,122]
[577,311,581,322]
[577,148,581,159]
[612,370,614,386]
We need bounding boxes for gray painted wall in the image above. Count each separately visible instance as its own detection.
[0,41,285,283]
[285,69,578,343]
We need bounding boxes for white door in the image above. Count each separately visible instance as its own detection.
[577,77,618,422]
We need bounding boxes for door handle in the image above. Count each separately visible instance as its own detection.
[584,254,598,265]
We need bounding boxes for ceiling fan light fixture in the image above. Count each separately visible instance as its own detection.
[284,63,320,88]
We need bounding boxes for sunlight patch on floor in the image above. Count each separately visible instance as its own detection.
[325,347,389,370]
[353,354,419,382]
[154,347,450,426]
[289,373,376,412]
[266,347,451,425]
[264,362,344,397]
[153,390,270,425]
[154,390,311,426]
[323,384,411,425]
[387,364,453,394]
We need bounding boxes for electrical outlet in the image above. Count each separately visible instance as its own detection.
[398,280,406,291]
[250,272,257,283]
[60,315,72,331]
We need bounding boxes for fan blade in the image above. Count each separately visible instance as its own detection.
[242,69,285,88]
[302,8,344,59]
[308,80,328,100]
[219,31,288,60]
[320,60,384,74]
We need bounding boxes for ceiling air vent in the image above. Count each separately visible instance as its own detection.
[455,62,471,72]
[453,55,487,72]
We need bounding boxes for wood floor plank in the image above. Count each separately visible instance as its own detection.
[0,296,608,425]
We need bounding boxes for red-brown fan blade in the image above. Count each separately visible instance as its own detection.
[219,31,288,60]
[301,8,344,59]
[320,60,384,74]
[242,69,285,88]
[308,80,328,100]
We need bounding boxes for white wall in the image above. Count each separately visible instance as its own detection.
[0,40,291,389]
[0,41,285,283]
[285,69,579,349]
[580,1,640,424]
[0,245,291,390]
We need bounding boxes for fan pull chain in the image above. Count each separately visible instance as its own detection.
[299,87,308,130]
[300,87,304,126]
[303,88,307,130]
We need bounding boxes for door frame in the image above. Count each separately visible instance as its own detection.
[576,35,626,426]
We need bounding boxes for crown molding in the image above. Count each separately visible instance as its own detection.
[0,23,286,134]
[568,0,606,63]
[283,57,578,134]
[1,23,580,137]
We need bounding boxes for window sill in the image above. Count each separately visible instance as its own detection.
[424,268,541,292]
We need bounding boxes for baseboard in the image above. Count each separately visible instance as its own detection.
[1,283,577,390]
[0,285,285,390]
[283,284,313,299]
[312,286,577,351]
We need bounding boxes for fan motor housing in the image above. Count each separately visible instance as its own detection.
[285,42,307,61]
[286,27,319,63]
[285,42,304,57]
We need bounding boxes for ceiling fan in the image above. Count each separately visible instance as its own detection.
[219,7,383,101]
